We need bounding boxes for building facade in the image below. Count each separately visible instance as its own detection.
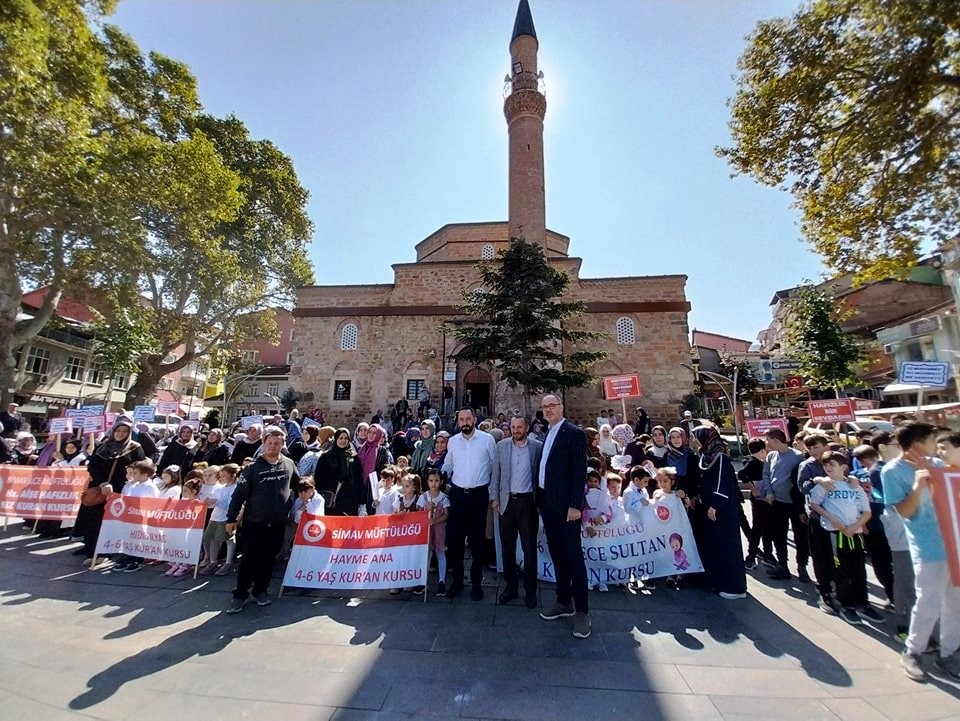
[291,1,692,427]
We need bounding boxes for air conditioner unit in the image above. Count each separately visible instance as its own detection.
[882,343,897,355]
[39,374,49,383]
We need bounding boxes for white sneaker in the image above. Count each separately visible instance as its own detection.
[598,583,609,592]
[719,591,746,600]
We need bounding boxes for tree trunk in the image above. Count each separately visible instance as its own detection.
[125,366,163,407]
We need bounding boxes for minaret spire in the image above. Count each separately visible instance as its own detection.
[511,0,537,42]
[504,0,546,248]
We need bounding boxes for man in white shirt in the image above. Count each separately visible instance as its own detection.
[443,407,497,600]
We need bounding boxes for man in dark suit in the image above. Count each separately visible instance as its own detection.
[536,394,591,639]
[490,415,543,609]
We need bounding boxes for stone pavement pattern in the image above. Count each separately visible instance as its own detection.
[1,528,959,721]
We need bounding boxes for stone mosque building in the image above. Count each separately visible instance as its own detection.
[291,0,693,427]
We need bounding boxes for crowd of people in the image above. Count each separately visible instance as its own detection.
[1,399,958,669]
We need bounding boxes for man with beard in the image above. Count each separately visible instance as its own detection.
[490,415,542,608]
[443,407,497,600]
[224,425,299,612]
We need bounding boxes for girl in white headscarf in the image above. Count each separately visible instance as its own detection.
[598,424,621,457]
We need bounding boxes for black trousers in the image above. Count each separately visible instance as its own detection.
[79,502,106,557]
[833,532,867,609]
[808,515,835,600]
[540,508,589,613]
[864,512,894,602]
[446,485,489,587]
[768,501,810,572]
[746,499,774,559]
[233,522,285,600]
[498,493,539,597]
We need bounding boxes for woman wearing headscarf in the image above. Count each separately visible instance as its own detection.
[157,424,198,474]
[426,430,449,473]
[12,432,38,465]
[410,419,436,476]
[598,423,621,457]
[297,425,335,477]
[665,427,699,502]
[315,428,364,515]
[78,418,145,563]
[53,437,88,467]
[584,428,608,472]
[352,422,369,452]
[360,424,390,486]
[198,428,231,466]
[691,425,747,599]
[645,425,670,468]
[133,423,158,461]
[611,423,637,464]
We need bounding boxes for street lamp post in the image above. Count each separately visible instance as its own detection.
[264,392,281,415]
[682,364,742,453]
[222,368,268,425]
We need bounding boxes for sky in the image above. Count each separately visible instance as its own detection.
[109,0,826,343]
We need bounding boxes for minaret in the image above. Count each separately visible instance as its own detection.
[504,0,547,247]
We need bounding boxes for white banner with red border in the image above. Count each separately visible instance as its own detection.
[0,466,88,521]
[929,469,960,586]
[94,494,205,564]
[536,495,704,583]
[282,511,429,590]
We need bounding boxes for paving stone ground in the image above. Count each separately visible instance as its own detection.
[1,523,959,721]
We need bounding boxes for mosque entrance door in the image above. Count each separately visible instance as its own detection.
[463,367,492,416]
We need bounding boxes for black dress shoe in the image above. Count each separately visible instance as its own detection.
[499,589,518,604]
[444,583,464,599]
[471,585,484,602]
[525,594,537,609]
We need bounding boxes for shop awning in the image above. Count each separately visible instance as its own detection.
[882,382,948,395]
[17,404,49,415]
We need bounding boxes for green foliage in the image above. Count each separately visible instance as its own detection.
[280,386,298,413]
[0,1,315,405]
[89,290,161,377]
[719,0,960,282]
[717,350,760,396]
[782,286,864,395]
[448,239,608,397]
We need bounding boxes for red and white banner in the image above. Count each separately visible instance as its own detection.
[929,469,960,586]
[94,494,205,564]
[0,466,89,521]
[282,512,429,590]
[602,373,642,401]
[744,418,788,438]
[807,399,856,423]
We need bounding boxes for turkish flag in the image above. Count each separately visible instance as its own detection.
[929,468,960,586]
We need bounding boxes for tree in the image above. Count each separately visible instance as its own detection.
[280,386,298,413]
[88,289,160,402]
[0,1,315,406]
[448,238,607,414]
[718,0,960,281]
[782,285,864,396]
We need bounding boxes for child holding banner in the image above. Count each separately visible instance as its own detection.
[421,468,450,596]
[114,459,161,573]
[165,478,203,577]
[882,422,960,682]
[374,466,399,515]
[200,464,240,575]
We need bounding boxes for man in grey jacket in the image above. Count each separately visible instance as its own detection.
[490,415,543,608]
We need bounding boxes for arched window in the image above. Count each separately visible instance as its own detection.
[340,323,358,351]
[481,244,495,260]
[616,317,635,345]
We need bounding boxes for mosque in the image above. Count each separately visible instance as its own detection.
[291,0,693,427]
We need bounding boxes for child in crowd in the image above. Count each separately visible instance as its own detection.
[739,438,773,570]
[158,465,182,500]
[623,465,652,521]
[851,444,894,607]
[870,431,916,640]
[284,477,326,560]
[651,466,683,589]
[808,451,879,626]
[241,456,254,468]
[583,469,612,532]
[395,456,410,473]
[390,473,424,594]
[374,466,399,515]
[115,459,160,573]
[421,468,450,596]
[199,463,240,576]
[165,478,202,577]
[606,472,625,525]
[883,423,960,681]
